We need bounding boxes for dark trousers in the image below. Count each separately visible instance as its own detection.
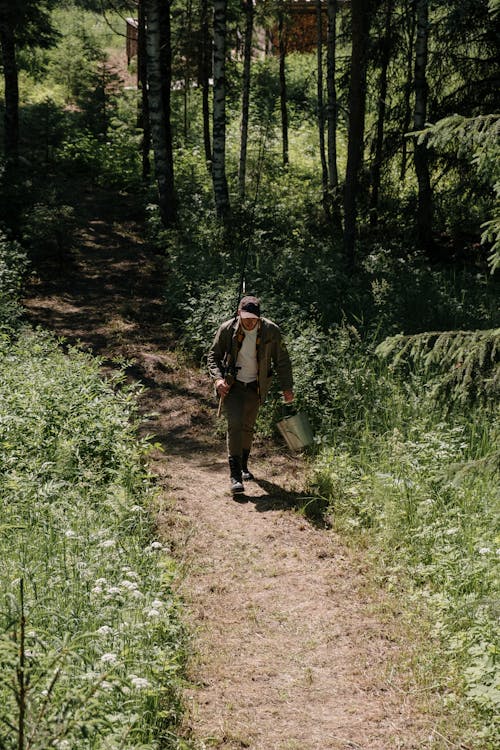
[223,380,259,456]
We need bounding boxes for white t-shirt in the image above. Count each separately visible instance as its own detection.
[236,326,258,382]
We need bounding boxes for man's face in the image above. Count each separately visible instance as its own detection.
[240,315,259,331]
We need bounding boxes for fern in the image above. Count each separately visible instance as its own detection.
[376,328,500,406]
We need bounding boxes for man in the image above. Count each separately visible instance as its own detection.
[207,295,294,494]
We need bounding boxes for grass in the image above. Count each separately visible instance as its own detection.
[308,367,499,749]
[0,329,190,749]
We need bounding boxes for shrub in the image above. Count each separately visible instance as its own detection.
[0,233,29,334]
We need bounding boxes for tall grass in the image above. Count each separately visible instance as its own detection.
[307,338,499,749]
[0,330,189,749]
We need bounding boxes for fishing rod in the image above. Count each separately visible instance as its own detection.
[217,115,272,418]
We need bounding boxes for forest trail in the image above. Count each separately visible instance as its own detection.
[23,195,442,750]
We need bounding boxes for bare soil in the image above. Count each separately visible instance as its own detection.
[23,194,452,750]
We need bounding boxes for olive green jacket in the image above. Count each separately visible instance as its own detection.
[207,317,293,403]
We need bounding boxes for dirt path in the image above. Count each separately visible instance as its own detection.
[24,198,446,750]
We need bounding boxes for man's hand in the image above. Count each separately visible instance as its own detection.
[216,378,231,397]
[283,390,294,403]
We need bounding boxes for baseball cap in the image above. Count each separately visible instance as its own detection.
[238,295,261,319]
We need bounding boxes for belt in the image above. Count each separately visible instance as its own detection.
[235,380,258,389]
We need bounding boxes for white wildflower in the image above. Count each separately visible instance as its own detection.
[97,625,113,636]
[107,586,122,596]
[91,586,103,595]
[121,568,139,579]
[478,547,491,555]
[120,579,139,590]
[445,528,459,535]
[65,529,77,538]
[129,674,151,690]
[147,608,160,618]
[131,589,143,599]
[149,541,163,551]
[100,652,118,664]
[101,681,114,691]
[151,599,163,609]
[99,539,116,549]
[95,578,107,586]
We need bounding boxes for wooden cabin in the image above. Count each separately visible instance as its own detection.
[126,18,138,65]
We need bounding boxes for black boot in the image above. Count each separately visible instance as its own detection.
[241,449,255,481]
[229,455,244,494]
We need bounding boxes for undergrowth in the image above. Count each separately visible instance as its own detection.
[0,330,190,750]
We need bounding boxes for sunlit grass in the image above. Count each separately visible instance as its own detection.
[0,330,187,749]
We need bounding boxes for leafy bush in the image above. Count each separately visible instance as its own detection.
[56,122,142,190]
[0,233,29,334]
[0,330,187,749]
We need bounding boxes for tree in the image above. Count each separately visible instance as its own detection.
[412,0,432,252]
[238,0,254,197]
[0,2,19,164]
[137,0,151,179]
[343,0,373,266]
[0,0,58,166]
[212,0,230,217]
[200,0,212,167]
[399,0,416,182]
[277,1,289,167]
[316,0,329,217]
[368,0,394,225]
[326,0,339,201]
[145,0,176,226]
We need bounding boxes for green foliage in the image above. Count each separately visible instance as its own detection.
[56,118,142,189]
[417,115,500,273]
[21,200,76,263]
[362,245,499,335]
[308,376,499,746]
[376,328,500,407]
[0,233,29,334]
[0,330,187,749]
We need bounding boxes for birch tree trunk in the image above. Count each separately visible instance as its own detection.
[278,3,289,167]
[0,4,19,165]
[343,0,371,266]
[238,0,254,198]
[212,0,230,217]
[145,0,176,226]
[369,0,394,225]
[200,0,212,167]
[413,0,433,250]
[326,0,338,194]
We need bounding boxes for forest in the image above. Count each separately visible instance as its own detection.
[0,0,499,748]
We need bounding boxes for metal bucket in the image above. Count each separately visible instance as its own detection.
[277,411,314,451]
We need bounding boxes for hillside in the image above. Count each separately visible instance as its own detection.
[22,191,457,750]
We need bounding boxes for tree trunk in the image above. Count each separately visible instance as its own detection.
[0,6,19,165]
[316,0,329,216]
[137,0,151,179]
[212,0,230,217]
[400,0,416,182]
[369,0,394,225]
[238,0,254,198]
[326,0,338,195]
[145,0,176,226]
[200,0,212,167]
[343,0,371,267]
[278,4,289,167]
[413,0,432,251]
[183,0,193,142]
